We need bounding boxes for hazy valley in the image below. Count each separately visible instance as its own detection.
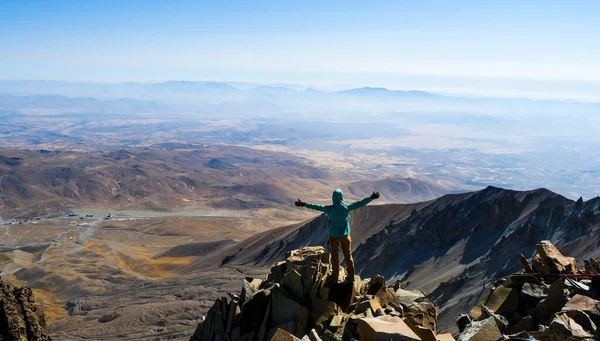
[1,80,600,340]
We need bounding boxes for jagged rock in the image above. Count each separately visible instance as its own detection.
[456,317,502,341]
[548,313,593,338]
[357,316,421,341]
[341,316,362,341]
[508,315,535,334]
[329,315,344,332]
[482,284,520,318]
[536,279,569,324]
[456,314,472,333]
[269,261,287,284]
[270,328,301,341]
[0,279,52,341]
[520,282,547,306]
[404,297,438,332]
[388,288,425,312]
[271,285,301,335]
[519,254,533,273]
[239,288,271,336]
[480,305,509,333]
[562,294,600,326]
[282,270,304,303]
[366,276,385,295]
[310,297,338,330]
[354,298,382,315]
[410,325,437,341]
[532,240,577,274]
[561,310,597,334]
[195,247,439,341]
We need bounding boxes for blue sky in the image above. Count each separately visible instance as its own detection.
[1,0,600,99]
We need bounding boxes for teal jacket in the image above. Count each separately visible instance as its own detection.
[305,189,373,238]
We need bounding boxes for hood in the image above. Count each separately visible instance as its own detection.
[332,189,344,204]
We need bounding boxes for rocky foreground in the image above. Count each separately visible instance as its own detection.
[194,241,600,341]
[456,240,600,341]
[0,279,52,341]
[192,246,451,341]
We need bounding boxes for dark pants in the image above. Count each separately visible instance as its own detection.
[329,235,355,281]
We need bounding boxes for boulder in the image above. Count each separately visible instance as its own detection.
[536,279,569,324]
[366,275,386,295]
[357,316,421,341]
[548,314,593,338]
[480,305,508,333]
[532,240,577,274]
[310,297,338,329]
[562,310,597,334]
[481,285,520,318]
[388,288,425,312]
[271,286,302,334]
[285,247,330,305]
[239,288,272,335]
[355,298,382,315]
[329,314,344,332]
[404,297,438,332]
[282,270,304,303]
[520,282,547,306]
[456,317,502,341]
[562,294,600,326]
[269,261,287,284]
[508,315,535,334]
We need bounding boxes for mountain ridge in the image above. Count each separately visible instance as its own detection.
[184,185,600,332]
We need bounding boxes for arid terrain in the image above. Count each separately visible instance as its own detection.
[3,178,600,340]
[0,144,453,340]
[0,147,450,219]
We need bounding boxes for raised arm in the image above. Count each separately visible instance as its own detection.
[295,199,327,212]
[347,191,380,211]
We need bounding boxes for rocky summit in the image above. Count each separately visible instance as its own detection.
[0,279,52,341]
[192,246,454,341]
[456,240,600,340]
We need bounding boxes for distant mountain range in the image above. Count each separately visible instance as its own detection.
[0,80,444,100]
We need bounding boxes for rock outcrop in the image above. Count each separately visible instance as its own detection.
[191,247,451,341]
[457,240,600,340]
[0,279,52,341]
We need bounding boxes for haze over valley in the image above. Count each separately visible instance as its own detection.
[2,80,599,201]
